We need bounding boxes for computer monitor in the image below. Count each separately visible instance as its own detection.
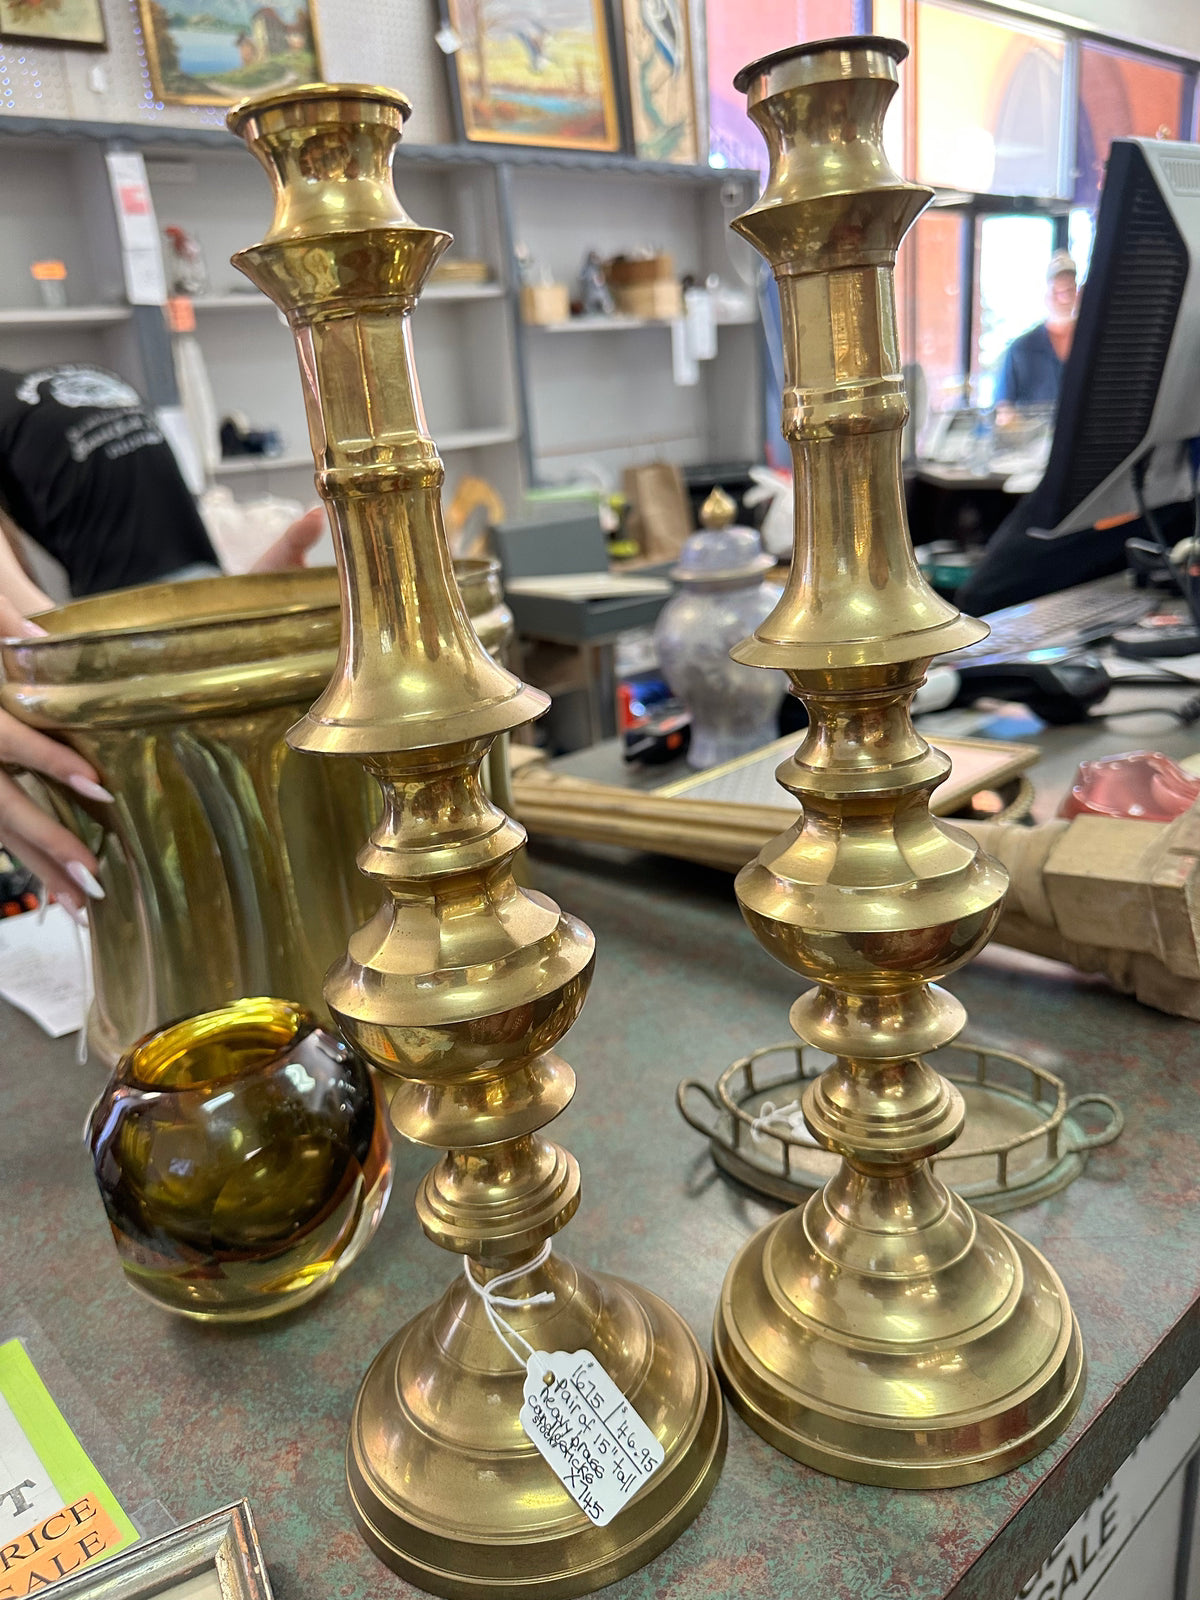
[1032,136,1200,539]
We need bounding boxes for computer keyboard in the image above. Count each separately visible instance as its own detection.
[946,575,1155,665]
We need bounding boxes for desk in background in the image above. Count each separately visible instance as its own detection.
[907,460,1025,555]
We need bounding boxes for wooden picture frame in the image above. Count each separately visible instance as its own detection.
[443,0,620,153]
[0,0,106,51]
[136,0,322,108]
[45,1502,272,1600]
[621,0,698,163]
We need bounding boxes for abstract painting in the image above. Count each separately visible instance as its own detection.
[137,0,321,107]
[446,0,620,152]
[624,0,697,163]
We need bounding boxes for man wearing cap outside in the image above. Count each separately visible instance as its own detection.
[994,250,1078,418]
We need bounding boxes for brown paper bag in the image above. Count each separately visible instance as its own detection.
[622,462,692,562]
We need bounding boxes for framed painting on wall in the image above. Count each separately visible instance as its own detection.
[137,0,321,107]
[0,0,106,49]
[622,0,698,162]
[445,0,621,152]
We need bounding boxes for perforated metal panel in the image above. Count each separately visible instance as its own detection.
[319,0,452,144]
[0,0,454,140]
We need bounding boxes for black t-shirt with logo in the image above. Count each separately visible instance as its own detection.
[0,364,218,596]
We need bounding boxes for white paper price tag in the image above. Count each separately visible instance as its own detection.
[520,1350,664,1527]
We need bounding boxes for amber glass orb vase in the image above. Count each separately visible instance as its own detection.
[87,997,392,1320]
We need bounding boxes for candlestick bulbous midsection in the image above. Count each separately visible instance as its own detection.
[741,902,1004,994]
[740,860,1004,980]
[327,903,595,1083]
[737,802,1007,986]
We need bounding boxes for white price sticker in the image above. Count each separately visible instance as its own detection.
[520,1350,664,1527]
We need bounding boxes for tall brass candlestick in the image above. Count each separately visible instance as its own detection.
[713,38,1085,1486]
[228,86,724,1596]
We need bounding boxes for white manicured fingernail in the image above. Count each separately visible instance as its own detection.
[61,899,89,928]
[67,775,115,803]
[65,861,105,900]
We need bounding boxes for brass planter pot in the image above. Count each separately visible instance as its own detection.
[0,561,511,1065]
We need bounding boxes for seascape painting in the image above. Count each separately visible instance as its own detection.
[624,0,697,163]
[138,0,320,106]
[447,0,620,152]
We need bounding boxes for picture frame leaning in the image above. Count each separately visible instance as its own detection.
[44,1501,273,1600]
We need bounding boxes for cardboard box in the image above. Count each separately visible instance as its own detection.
[607,252,674,286]
[520,283,570,325]
[613,280,684,321]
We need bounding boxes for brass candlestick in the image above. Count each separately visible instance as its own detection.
[713,38,1084,1487]
[228,85,724,1596]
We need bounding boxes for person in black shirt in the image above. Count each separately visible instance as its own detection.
[0,361,326,907]
[0,363,225,595]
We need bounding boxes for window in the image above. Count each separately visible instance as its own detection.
[702,2,1199,425]
[1068,207,1095,276]
[913,2,1068,198]
[874,0,910,173]
[898,210,966,409]
[974,214,1056,405]
[705,0,856,173]
[1075,42,1190,207]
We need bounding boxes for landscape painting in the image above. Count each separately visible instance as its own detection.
[447,0,620,152]
[0,0,106,49]
[138,0,320,107]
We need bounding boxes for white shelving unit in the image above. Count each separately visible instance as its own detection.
[529,310,758,334]
[190,294,277,314]
[0,306,132,329]
[0,110,763,534]
[142,139,526,511]
[508,162,762,488]
[190,282,508,314]
[211,454,313,477]
[423,283,507,302]
[0,138,147,389]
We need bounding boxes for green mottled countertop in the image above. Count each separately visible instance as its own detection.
[2,831,1198,1600]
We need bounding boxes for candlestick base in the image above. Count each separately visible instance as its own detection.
[714,1184,1084,1488]
[348,1253,726,1598]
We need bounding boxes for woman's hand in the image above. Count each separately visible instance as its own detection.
[248,505,327,573]
[0,597,110,916]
